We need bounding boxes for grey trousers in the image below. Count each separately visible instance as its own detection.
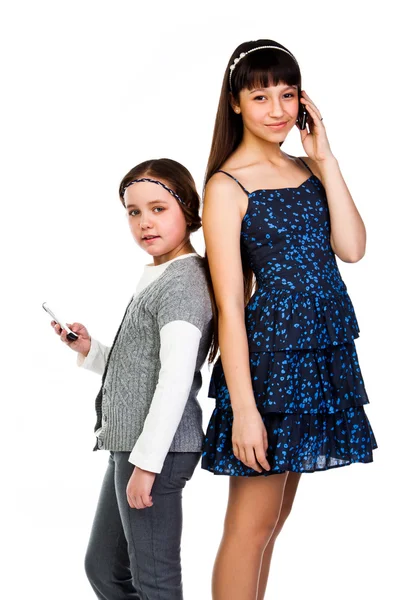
[84,451,200,600]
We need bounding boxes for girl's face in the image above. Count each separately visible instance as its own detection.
[235,82,299,144]
[124,181,190,264]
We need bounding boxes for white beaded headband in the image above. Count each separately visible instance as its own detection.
[228,45,298,91]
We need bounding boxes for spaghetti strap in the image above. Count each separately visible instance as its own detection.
[215,170,250,196]
[297,157,314,176]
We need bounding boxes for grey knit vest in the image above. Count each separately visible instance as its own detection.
[93,256,213,453]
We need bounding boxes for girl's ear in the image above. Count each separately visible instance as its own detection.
[229,92,241,115]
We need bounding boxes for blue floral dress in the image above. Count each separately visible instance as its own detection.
[201,161,377,477]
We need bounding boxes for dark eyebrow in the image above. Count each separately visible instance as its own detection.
[248,85,297,94]
[125,199,169,209]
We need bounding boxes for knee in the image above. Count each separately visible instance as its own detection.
[224,511,281,552]
[255,521,281,551]
[272,498,295,539]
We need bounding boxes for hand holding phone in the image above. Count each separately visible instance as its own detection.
[42,302,79,341]
[43,303,92,356]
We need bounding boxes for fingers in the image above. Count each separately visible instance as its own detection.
[243,447,262,473]
[59,328,73,344]
[57,326,78,347]
[300,90,322,120]
[305,102,324,127]
[233,440,271,473]
[67,322,87,337]
[300,91,324,131]
[51,321,77,344]
[255,444,271,472]
[233,443,240,461]
[233,443,253,469]
[142,494,153,508]
[127,494,153,510]
[52,322,72,343]
[51,321,63,335]
[133,495,146,510]
[232,414,272,473]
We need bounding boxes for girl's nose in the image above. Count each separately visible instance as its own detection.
[269,100,284,118]
[140,214,152,229]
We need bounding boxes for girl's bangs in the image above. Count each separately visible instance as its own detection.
[233,51,301,93]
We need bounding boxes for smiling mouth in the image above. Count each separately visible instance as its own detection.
[266,122,288,127]
[142,235,159,240]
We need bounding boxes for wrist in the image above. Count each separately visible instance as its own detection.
[232,403,258,417]
[135,466,156,476]
[315,154,337,168]
[81,337,91,357]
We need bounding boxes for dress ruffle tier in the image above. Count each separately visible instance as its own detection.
[202,288,377,477]
[245,287,359,351]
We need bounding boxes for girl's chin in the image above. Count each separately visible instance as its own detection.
[143,245,172,258]
[264,131,289,142]
[144,247,165,256]
[252,132,287,145]
[256,125,294,143]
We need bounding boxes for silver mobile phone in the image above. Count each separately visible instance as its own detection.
[42,302,79,341]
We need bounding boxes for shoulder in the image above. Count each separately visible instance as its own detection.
[163,257,209,296]
[157,257,213,330]
[204,171,248,222]
[170,255,205,275]
[205,171,247,203]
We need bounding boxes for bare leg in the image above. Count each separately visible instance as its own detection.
[256,473,302,600]
[212,472,289,600]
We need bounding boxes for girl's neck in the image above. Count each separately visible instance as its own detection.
[235,130,287,167]
[152,239,196,266]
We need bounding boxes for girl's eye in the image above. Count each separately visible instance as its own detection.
[283,93,295,99]
[153,207,165,213]
[254,95,266,101]
[128,210,140,217]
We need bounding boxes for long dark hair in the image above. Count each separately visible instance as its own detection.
[119,158,218,361]
[204,40,302,360]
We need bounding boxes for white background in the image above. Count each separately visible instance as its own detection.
[1,1,398,598]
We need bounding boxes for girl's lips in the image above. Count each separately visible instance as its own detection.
[266,122,288,130]
[143,236,160,243]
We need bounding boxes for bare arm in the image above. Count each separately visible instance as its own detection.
[299,91,366,263]
[308,156,366,263]
[203,175,254,412]
[203,174,270,472]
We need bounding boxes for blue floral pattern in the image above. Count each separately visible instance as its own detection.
[202,169,377,476]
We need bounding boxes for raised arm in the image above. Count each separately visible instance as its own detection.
[300,91,366,263]
[308,156,366,263]
[203,175,270,473]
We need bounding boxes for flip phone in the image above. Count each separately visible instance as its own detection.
[297,101,308,130]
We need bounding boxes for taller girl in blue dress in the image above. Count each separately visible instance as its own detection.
[201,39,377,599]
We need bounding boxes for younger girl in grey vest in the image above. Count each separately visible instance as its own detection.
[51,158,213,600]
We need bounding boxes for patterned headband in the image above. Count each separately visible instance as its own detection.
[229,45,298,91]
[122,178,185,205]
